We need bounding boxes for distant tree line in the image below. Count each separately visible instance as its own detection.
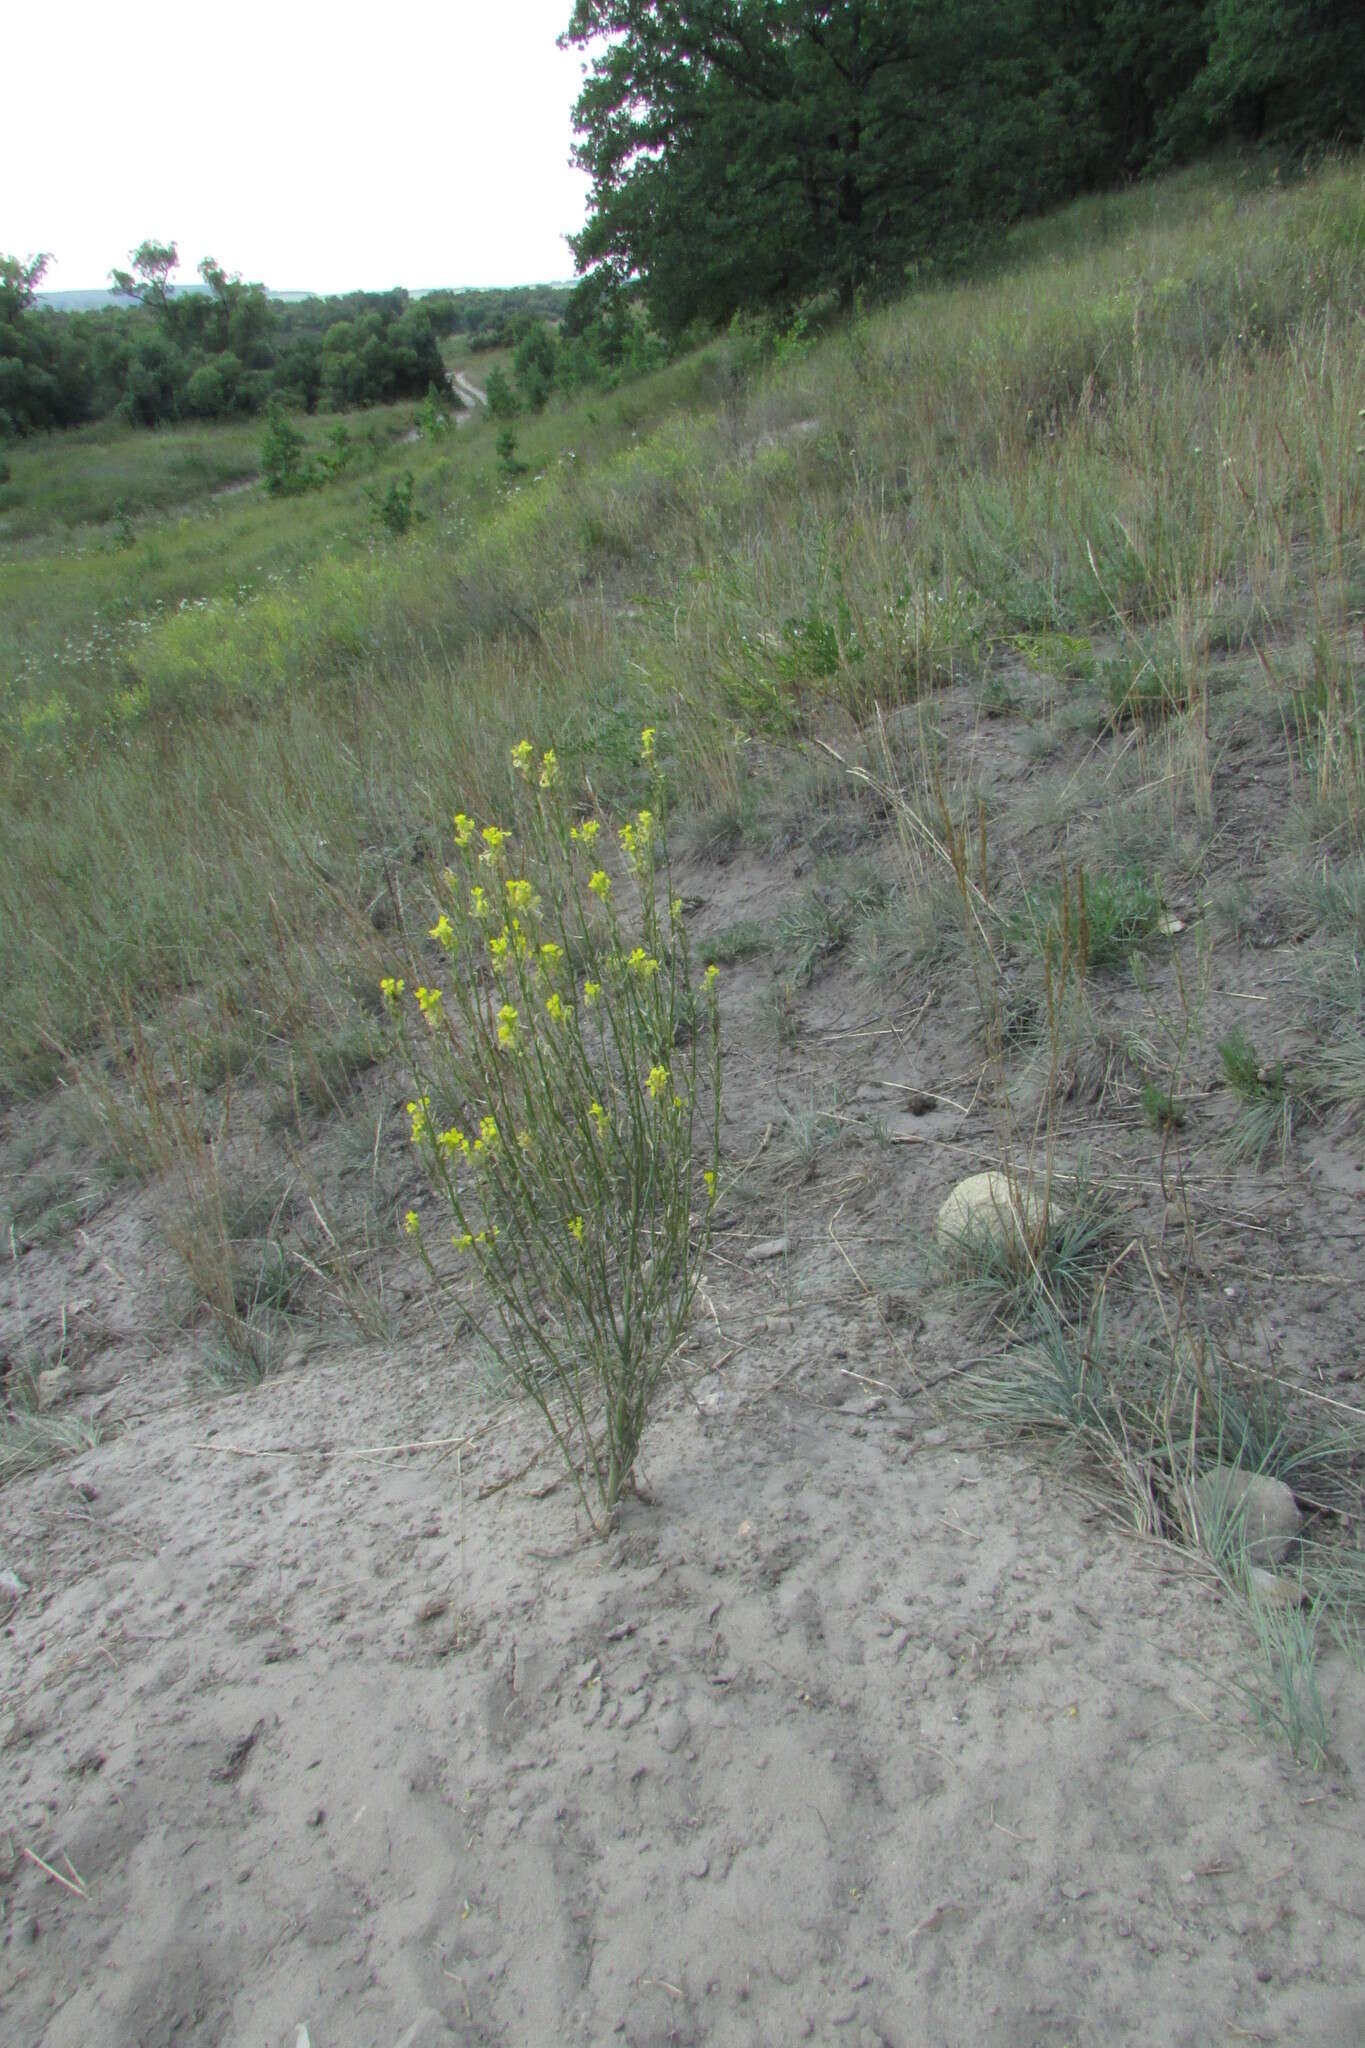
[561,0,1365,334]
[0,243,573,439]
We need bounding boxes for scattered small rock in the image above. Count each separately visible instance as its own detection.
[877,1290,923,1329]
[0,1568,28,1601]
[1192,1465,1302,1567]
[415,1598,449,1625]
[935,1171,1057,1264]
[1247,1565,1304,1610]
[35,1368,71,1410]
[746,1236,790,1262]
[656,1705,690,1754]
[306,1806,326,1829]
[213,1717,266,1784]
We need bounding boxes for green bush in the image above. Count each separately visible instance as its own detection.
[388,730,721,1528]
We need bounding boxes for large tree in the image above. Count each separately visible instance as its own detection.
[560,0,1358,335]
[561,2,1143,331]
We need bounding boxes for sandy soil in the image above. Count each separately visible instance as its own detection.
[4,673,1365,2045]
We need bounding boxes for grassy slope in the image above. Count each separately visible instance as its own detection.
[1,154,1363,1095]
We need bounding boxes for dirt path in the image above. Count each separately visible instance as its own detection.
[451,368,487,422]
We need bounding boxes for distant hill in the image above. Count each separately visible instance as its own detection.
[36,289,142,312]
[36,282,576,313]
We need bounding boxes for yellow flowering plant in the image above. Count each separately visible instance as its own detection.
[384,729,721,1530]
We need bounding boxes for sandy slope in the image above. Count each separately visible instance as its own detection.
[4,1292,1364,2047]
[5,683,1365,2044]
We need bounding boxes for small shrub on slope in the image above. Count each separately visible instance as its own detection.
[387,730,721,1530]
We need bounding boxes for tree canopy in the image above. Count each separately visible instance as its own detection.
[561,0,1365,333]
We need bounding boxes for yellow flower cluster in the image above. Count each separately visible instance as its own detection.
[646,1064,670,1100]
[497,1003,519,1047]
[618,809,654,875]
[627,946,659,979]
[511,738,558,789]
[414,984,443,1021]
[570,818,601,846]
[406,1096,431,1143]
[429,914,455,950]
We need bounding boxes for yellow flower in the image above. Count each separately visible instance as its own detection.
[589,1100,609,1132]
[496,1003,519,1047]
[704,962,720,987]
[640,725,657,764]
[588,870,611,900]
[505,877,535,913]
[414,984,443,1019]
[469,884,489,920]
[516,1128,533,1151]
[646,1064,670,1099]
[428,913,455,950]
[480,824,510,865]
[511,739,534,778]
[453,812,475,847]
[627,946,659,979]
[545,991,570,1026]
[489,926,510,959]
[437,1125,469,1156]
[538,747,559,789]
[567,1214,585,1242]
[403,1209,422,1237]
[453,1231,474,1251]
[379,974,405,1006]
[703,1169,717,1195]
[540,941,565,972]
[472,1114,500,1155]
[406,1097,431,1143]
[619,808,654,875]
[583,978,601,1005]
[670,896,683,921]
[571,818,601,846]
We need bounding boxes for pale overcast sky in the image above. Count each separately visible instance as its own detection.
[6,0,591,293]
